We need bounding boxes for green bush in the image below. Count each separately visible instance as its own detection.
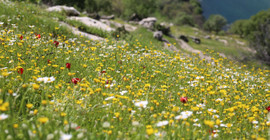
[122,0,156,18]
[203,14,227,33]
[175,14,195,26]
[229,19,250,37]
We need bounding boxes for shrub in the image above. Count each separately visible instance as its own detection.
[175,14,195,26]
[203,14,227,33]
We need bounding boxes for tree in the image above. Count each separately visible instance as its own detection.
[229,19,250,38]
[248,10,270,63]
[230,10,270,64]
[175,13,194,26]
[123,0,157,18]
[203,14,227,33]
[84,0,97,13]
[52,0,85,10]
[84,0,112,14]
[110,0,124,16]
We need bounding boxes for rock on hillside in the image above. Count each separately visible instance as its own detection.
[47,6,80,16]
[59,22,105,41]
[139,17,157,30]
[68,16,115,32]
[153,31,163,41]
[100,19,137,32]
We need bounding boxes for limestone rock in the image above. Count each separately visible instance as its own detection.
[139,17,157,30]
[47,6,80,16]
[68,16,115,32]
[153,31,163,41]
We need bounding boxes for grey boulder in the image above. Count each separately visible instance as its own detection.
[153,31,163,41]
[47,6,80,16]
[139,17,157,30]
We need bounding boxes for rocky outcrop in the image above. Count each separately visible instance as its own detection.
[156,22,171,36]
[219,39,228,45]
[59,22,105,41]
[153,31,163,41]
[100,19,137,32]
[190,36,201,44]
[153,31,170,43]
[204,35,211,39]
[139,17,157,30]
[47,6,80,16]
[87,13,100,20]
[68,16,115,32]
[87,13,115,20]
[129,13,142,22]
[236,40,245,45]
[100,15,115,20]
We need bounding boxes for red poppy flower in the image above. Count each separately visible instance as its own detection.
[72,78,80,84]
[36,34,41,39]
[17,68,24,75]
[20,35,23,40]
[101,70,106,73]
[208,130,216,134]
[266,106,270,112]
[75,126,80,130]
[66,63,71,69]
[53,41,59,47]
[180,97,188,103]
[47,59,51,64]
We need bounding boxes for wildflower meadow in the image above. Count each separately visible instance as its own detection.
[0,1,269,140]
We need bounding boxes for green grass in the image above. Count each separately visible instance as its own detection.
[121,28,165,50]
[112,18,126,25]
[0,1,269,140]
[0,1,79,39]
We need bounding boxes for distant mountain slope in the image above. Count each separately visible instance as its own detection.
[200,0,270,23]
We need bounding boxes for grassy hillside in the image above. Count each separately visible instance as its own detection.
[171,25,269,68]
[0,1,269,140]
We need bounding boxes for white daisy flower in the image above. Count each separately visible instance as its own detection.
[120,90,128,95]
[155,131,166,137]
[132,121,140,126]
[102,122,110,128]
[60,134,72,140]
[193,123,201,127]
[156,120,169,127]
[37,76,55,83]
[0,67,8,70]
[208,108,217,113]
[0,113,8,120]
[197,103,205,108]
[252,120,258,124]
[216,98,223,102]
[175,111,193,120]
[105,96,115,100]
[134,101,148,108]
